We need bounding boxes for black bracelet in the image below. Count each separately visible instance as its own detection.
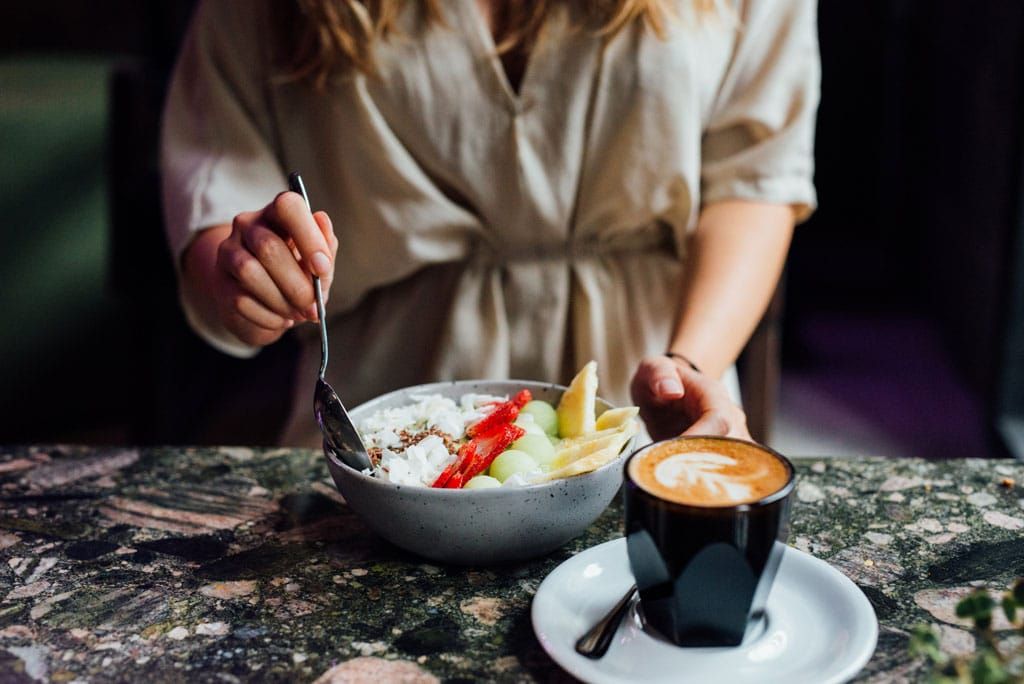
[665,352,702,373]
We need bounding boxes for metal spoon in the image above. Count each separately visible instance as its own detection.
[575,585,638,659]
[288,172,373,472]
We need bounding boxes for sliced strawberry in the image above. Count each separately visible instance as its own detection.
[466,389,533,438]
[434,388,533,489]
[431,462,457,489]
[456,431,493,480]
[432,441,474,488]
[512,389,532,408]
[467,402,519,439]
[460,423,525,483]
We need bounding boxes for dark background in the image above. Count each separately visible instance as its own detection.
[1,1,1022,459]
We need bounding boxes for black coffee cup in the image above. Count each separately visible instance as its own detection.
[623,436,795,647]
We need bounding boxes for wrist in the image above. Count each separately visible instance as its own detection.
[664,351,702,374]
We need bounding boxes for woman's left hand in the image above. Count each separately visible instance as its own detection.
[630,355,750,442]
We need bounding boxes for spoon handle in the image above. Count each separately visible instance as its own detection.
[575,584,638,659]
[288,172,329,380]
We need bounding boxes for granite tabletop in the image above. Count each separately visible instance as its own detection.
[0,446,1021,683]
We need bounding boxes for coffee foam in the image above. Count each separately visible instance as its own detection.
[629,438,789,506]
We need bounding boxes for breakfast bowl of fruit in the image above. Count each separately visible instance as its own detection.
[323,362,641,565]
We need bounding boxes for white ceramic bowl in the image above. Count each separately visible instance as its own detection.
[323,380,635,565]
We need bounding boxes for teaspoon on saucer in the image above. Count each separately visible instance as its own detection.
[288,172,373,472]
[575,585,638,659]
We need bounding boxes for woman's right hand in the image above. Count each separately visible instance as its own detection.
[182,191,338,348]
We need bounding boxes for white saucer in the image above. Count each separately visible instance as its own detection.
[532,538,878,684]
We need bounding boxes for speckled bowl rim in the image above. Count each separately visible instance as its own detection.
[324,378,633,496]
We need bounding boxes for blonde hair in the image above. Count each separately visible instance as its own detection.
[286,0,713,88]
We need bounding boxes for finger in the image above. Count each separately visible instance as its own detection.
[240,224,316,314]
[682,411,730,437]
[729,424,752,441]
[649,365,684,402]
[265,191,332,277]
[233,292,294,331]
[314,211,337,256]
[313,211,337,296]
[726,411,751,440]
[223,310,285,347]
[219,237,304,320]
[682,383,748,438]
[229,210,260,237]
[634,357,685,404]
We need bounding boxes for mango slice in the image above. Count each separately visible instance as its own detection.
[556,361,598,438]
[595,406,640,431]
[549,422,637,471]
[555,427,622,451]
[532,440,629,483]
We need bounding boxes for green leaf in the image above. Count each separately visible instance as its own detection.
[912,584,1024,683]
[911,624,940,646]
[957,592,996,620]
[969,650,1008,684]
[1002,595,1017,623]
[913,626,937,655]
[910,624,945,664]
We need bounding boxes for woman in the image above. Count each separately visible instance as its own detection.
[161,0,818,447]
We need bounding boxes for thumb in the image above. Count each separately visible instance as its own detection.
[649,363,684,402]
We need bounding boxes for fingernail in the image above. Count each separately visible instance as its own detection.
[656,379,683,396]
[307,303,319,321]
[285,319,295,328]
[312,252,331,276]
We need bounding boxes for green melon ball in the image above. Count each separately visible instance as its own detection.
[488,450,539,483]
[509,434,557,470]
[521,400,559,436]
[514,414,547,436]
[464,475,502,490]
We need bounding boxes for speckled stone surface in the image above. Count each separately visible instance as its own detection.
[0,446,1021,683]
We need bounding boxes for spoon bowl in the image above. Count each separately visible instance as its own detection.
[314,377,371,470]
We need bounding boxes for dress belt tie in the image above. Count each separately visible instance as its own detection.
[471,222,675,266]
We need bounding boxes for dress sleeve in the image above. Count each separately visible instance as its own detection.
[160,0,285,357]
[700,0,820,222]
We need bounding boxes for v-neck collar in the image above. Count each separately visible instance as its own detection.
[454,1,545,111]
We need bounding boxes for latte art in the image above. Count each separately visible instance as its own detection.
[653,452,757,503]
[629,437,790,506]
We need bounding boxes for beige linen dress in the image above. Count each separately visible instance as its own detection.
[161,0,819,448]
